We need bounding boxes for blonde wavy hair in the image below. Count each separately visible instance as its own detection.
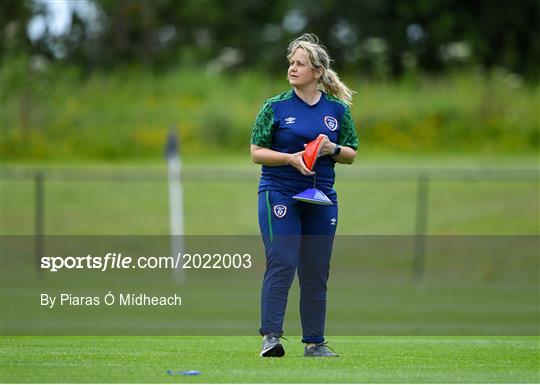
[287,33,354,106]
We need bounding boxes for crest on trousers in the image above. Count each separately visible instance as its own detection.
[324,116,338,131]
[273,205,287,218]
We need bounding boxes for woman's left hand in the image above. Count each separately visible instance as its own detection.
[316,134,337,157]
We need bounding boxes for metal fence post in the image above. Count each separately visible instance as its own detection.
[35,172,44,274]
[413,174,429,281]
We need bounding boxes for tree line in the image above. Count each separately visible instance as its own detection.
[2,0,539,79]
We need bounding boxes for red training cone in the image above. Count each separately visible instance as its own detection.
[302,136,324,171]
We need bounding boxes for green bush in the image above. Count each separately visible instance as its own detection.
[2,61,538,160]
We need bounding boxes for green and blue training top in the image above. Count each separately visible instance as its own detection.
[251,89,358,195]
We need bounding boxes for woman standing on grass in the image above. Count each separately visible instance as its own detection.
[250,33,359,357]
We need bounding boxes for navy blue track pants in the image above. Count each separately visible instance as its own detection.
[258,190,338,343]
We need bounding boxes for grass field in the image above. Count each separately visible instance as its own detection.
[2,157,538,235]
[2,178,538,235]
[1,336,538,383]
[2,157,538,383]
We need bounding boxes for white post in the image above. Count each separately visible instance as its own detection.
[166,129,185,282]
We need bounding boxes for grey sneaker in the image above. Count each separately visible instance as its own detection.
[304,341,339,357]
[260,333,285,357]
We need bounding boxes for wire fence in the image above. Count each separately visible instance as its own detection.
[2,165,538,281]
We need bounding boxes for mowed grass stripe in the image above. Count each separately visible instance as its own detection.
[1,336,538,383]
[2,179,538,235]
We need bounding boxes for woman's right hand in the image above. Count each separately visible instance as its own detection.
[288,151,315,176]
